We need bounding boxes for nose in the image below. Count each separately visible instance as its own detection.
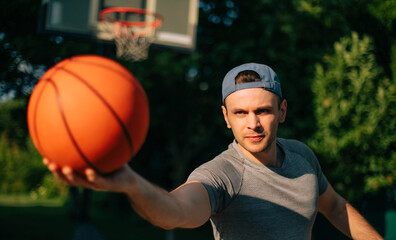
[247,112,261,130]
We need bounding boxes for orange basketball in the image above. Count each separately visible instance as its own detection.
[27,55,149,174]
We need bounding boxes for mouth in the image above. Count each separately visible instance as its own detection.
[245,135,265,141]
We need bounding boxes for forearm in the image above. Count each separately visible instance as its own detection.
[345,202,383,239]
[125,173,185,229]
[46,160,208,230]
[324,198,383,239]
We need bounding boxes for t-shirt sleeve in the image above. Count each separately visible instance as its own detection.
[283,139,328,195]
[186,158,242,215]
[303,143,328,195]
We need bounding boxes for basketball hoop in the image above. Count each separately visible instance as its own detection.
[98,7,163,62]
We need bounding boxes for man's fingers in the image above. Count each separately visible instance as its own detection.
[84,168,108,191]
[60,167,94,188]
[43,158,111,191]
[85,168,97,182]
[42,158,49,166]
[44,159,63,180]
[61,166,75,182]
[47,162,63,180]
[43,158,99,189]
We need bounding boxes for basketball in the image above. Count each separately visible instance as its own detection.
[27,55,149,174]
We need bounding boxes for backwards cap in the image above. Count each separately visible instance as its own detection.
[222,63,282,103]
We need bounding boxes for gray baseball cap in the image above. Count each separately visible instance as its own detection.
[222,63,283,103]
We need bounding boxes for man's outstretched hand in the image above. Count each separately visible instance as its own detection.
[43,158,137,194]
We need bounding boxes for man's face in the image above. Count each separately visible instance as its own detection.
[222,88,287,157]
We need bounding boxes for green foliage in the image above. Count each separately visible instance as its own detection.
[192,0,363,140]
[367,0,396,87]
[367,0,396,30]
[0,0,395,203]
[392,42,396,84]
[309,32,396,200]
[0,133,68,198]
[0,99,28,147]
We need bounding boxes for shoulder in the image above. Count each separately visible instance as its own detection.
[277,138,316,159]
[278,138,328,194]
[277,138,310,151]
[187,143,245,214]
[278,138,321,171]
[190,143,245,181]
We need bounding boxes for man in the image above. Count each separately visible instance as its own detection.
[45,63,383,239]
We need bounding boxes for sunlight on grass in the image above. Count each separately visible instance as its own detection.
[0,194,66,207]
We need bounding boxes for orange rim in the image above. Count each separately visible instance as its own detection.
[99,7,163,28]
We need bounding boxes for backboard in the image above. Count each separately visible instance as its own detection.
[37,0,199,52]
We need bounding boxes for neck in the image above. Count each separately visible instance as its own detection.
[237,140,283,168]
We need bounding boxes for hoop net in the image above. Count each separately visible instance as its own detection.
[98,7,163,62]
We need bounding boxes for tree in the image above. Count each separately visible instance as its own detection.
[0,0,394,201]
[309,32,396,200]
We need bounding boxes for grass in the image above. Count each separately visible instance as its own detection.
[0,192,387,240]
[0,194,65,207]
[0,204,74,240]
[0,192,213,240]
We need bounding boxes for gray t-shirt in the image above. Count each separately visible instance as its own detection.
[187,138,328,240]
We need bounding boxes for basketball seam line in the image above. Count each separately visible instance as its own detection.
[70,56,134,85]
[30,66,64,159]
[55,65,135,173]
[47,79,105,175]
[69,56,148,101]
[57,67,134,153]
[30,79,49,156]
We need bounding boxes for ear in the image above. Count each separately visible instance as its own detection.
[279,99,287,123]
[222,105,231,128]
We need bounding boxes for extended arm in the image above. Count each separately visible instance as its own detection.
[44,159,211,230]
[318,183,383,239]
[125,177,211,229]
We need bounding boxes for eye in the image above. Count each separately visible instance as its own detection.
[256,109,270,114]
[233,110,247,115]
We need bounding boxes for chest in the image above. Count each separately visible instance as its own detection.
[236,169,319,220]
[219,158,320,227]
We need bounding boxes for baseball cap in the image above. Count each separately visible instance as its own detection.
[222,63,282,103]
